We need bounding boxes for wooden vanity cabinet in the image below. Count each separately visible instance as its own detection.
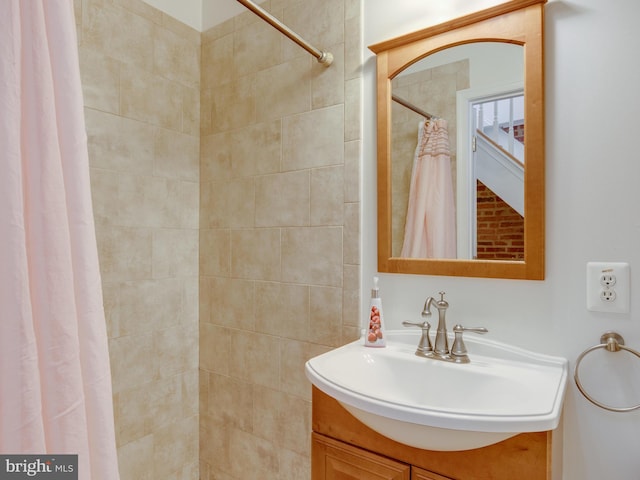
[311,387,554,480]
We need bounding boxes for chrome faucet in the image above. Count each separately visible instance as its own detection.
[403,291,488,363]
[433,291,450,356]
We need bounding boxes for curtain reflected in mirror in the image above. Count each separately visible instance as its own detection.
[399,118,457,258]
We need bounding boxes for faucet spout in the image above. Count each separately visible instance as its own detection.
[421,297,434,319]
[433,292,450,356]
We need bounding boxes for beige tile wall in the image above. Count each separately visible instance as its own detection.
[199,0,361,478]
[75,0,200,479]
[75,0,360,477]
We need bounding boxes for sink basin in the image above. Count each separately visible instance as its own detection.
[305,330,568,451]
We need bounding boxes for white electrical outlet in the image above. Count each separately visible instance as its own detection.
[586,262,630,313]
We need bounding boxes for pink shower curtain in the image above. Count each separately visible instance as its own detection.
[400,119,457,258]
[0,1,120,478]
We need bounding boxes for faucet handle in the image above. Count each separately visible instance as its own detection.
[402,321,433,356]
[436,291,449,309]
[450,324,488,363]
[402,320,431,330]
[453,325,488,334]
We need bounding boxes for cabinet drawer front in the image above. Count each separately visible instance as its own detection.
[412,466,453,480]
[313,433,410,480]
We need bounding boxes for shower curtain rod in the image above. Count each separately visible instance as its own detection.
[235,0,333,67]
[392,94,434,119]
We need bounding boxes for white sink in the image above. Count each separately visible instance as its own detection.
[305,330,568,451]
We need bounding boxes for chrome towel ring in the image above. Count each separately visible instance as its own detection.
[574,332,640,412]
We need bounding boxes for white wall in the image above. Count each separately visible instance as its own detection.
[141,0,203,30]
[201,0,246,32]
[141,0,247,31]
[363,0,640,478]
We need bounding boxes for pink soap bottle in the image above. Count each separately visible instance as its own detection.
[364,276,386,347]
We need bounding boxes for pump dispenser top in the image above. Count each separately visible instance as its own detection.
[371,276,380,298]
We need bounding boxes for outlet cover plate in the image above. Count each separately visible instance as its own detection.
[586,262,630,313]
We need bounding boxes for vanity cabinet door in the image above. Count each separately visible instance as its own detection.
[312,433,410,480]
[412,467,454,480]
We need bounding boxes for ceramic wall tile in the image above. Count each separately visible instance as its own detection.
[255,171,310,227]
[199,4,361,474]
[310,166,344,226]
[79,2,201,478]
[152,228,199,278]
[254,282,309,339]
[82,3,155,71]
[204,277,255,330]
[209,75,257,133]
[181,84,201,136]
[254,56,311,123]
[82,0,363,478]
[116,434,154,480]
[201,33,234,89]
[309,286,343,346]
[154,128,200,182]
[230,120,282,178]
[280,339,330,400]
[153,26,200,88]
[199,323,230,376]
[207,374,253,431]
[311,43,345,109]
[85,109,155,174]
[282,105,344,171]
[228,330,281,388]
[78,47,120,114]
[199,229,231,277]
[233,18,282,78]
[282,227,342,286]
[120,63,183,131]
[95,225,153,282]
[230,228,281,281]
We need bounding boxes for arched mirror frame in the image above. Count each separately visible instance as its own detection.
[370,0,546,280]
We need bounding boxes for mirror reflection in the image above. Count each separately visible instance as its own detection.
[371,0,546,279]
[390,42,525,261]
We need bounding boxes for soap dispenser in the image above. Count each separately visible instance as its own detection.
[365,276,386,347]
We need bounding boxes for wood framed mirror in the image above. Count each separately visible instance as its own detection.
[370,0,546,280]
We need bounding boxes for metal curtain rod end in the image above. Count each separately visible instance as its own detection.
[236,0,333,68]
[317,51,333,67]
